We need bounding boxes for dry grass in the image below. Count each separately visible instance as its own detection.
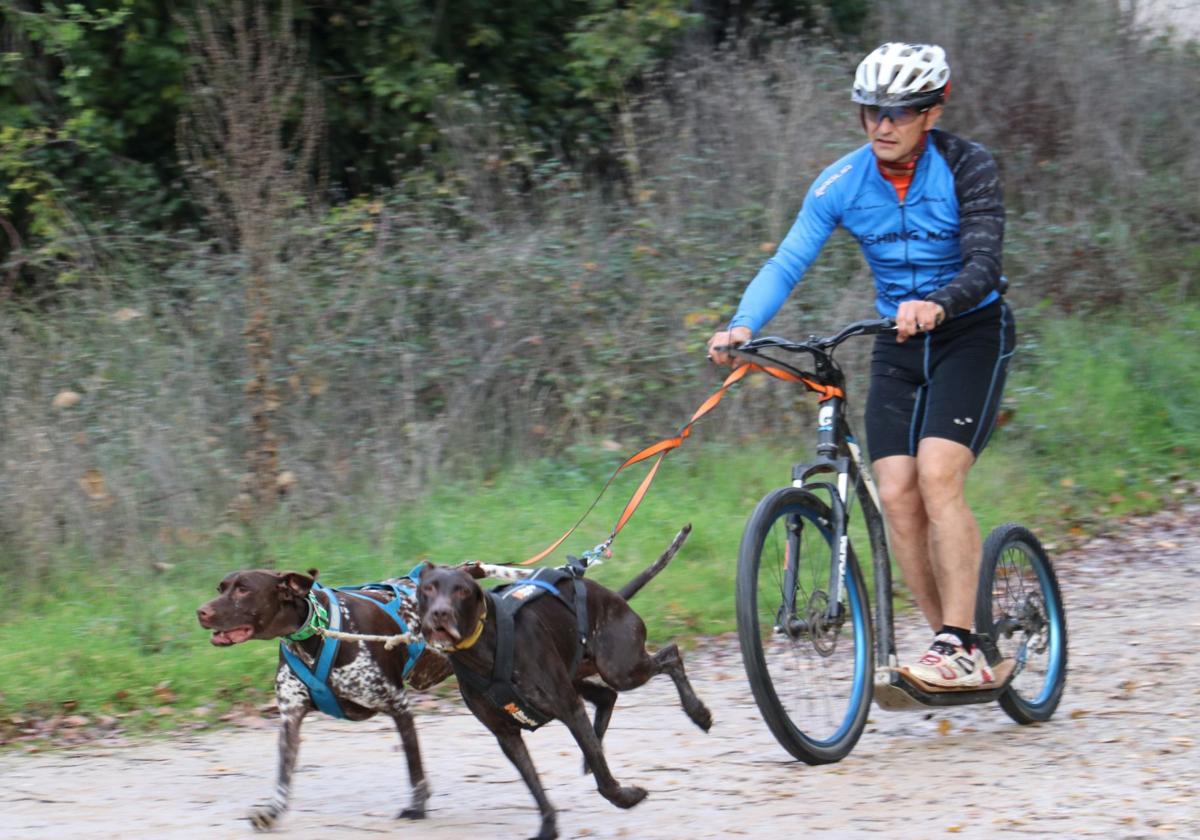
[1,1,1197,576]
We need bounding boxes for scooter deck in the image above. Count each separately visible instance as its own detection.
[874,659,1016,711]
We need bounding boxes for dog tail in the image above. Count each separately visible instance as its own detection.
[617,524,691,601]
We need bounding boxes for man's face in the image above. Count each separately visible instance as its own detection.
[862,103,943,163]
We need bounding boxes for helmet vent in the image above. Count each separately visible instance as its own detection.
[851,42,950,106]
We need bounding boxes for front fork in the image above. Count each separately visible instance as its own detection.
[788,432,898,675]
[783,455,851,636]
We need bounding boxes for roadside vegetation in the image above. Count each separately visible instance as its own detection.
[1,1,1197,741]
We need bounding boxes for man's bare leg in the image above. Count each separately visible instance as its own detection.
[874,454,942,630]
[875,438,981,629]
[915,437,980,630]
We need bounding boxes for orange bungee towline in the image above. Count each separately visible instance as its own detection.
[518,360,843,565]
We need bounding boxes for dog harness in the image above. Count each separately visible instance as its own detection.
[280,568,427,720]
[450,564,589,731]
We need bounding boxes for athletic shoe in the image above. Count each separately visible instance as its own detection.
[903,633,995,688]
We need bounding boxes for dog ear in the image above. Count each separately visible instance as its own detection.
[458,561,487,580]
[307,567,320,581]
[278,571,315,599]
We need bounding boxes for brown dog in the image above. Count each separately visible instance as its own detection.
[416,526,712,840]
[196,568,451,831]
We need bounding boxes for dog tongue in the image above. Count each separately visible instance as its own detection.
[426,623,461,644]
[211,625,255,646]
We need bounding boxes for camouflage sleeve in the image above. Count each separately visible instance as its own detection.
[925,131,1005,318]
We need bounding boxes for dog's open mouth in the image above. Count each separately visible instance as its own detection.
[423,623,462,647]
[210,625,255,646]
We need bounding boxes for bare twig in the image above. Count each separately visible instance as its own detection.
[177,0,325,519]
[0,213,25,300]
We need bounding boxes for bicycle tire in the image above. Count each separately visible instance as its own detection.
[975,523,1068,724]
[736,487,874,764]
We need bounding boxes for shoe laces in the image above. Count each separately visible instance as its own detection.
[930,632,967,657]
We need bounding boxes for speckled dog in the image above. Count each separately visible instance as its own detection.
[196,568,452,831]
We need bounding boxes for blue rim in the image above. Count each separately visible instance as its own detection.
[780,505,869,747]
[1022,548,1064,708]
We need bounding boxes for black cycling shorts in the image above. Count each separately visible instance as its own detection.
[865,300,1016,461]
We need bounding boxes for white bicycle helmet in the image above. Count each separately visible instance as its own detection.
[852,43,950,107]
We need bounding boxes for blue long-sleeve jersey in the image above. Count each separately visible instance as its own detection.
[730,129,1005,333]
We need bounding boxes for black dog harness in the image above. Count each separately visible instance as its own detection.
[450,564,589,731]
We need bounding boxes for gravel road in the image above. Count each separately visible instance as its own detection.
[3,505,1197,839]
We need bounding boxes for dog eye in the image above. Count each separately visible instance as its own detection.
[453,585,469,599]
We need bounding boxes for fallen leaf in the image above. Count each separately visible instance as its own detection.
[52,390,82,409]
[938,719,952,736]
[683,310,718,328]
[78,469,109,501]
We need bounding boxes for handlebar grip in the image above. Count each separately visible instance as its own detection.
[817,318,896,346]
[850,317,896,334]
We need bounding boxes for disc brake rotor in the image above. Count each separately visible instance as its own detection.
[1020,591,1049,654]
[806,590,840,657]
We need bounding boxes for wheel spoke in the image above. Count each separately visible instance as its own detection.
[979,525,1067,723]
[738,492,871,762]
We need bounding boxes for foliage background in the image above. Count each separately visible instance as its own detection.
[0,0,1198,729]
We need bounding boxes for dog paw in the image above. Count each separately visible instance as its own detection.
[610,785,648,809]
[247,805,281,831]
[397,806,426,820]
[685,700,713,732]
[531,817,559,840]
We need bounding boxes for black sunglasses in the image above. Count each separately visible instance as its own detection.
[860,104,935,126]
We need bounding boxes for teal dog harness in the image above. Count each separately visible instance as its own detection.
[280,567,426,719]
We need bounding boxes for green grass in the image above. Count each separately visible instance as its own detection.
[2,307,1197,730]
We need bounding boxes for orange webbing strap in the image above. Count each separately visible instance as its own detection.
[517,360,842,565]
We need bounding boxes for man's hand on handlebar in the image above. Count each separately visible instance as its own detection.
[894,300,945,343]
[706,326,753,367]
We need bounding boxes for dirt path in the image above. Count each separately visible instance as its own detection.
[4,505,1198,839]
